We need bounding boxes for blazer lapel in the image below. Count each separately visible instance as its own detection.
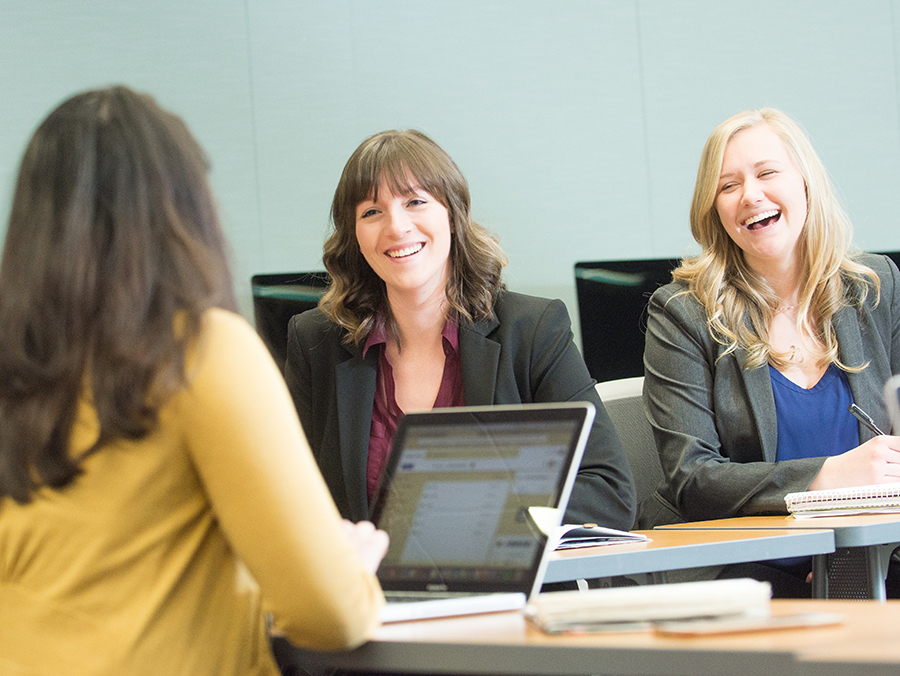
[835,304,888,440]
[335,342,378,521]
[736,348,779,462]
[459,314,501,405]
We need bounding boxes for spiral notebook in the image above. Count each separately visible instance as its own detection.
[784,483,900,518]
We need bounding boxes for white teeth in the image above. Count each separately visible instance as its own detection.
[387,243,424,258]
[742,210,779,227]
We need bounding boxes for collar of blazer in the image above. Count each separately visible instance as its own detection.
[459,311,501,405]
[740,301,881,462]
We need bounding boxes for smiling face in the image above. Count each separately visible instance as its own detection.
[355,181,452,305]
[715,124,808,274]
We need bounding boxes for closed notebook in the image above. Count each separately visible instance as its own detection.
[525,578,772,633]
[371,402,594,623]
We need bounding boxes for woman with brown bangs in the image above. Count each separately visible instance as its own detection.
[642,108,900,596]
[0,86,386,675]
[284,129,635,530]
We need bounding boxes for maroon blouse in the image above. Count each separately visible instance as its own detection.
[362,319,464,502]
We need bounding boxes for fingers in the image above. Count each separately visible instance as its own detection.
[342,519,390,573]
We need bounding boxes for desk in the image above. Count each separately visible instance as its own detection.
[273,600,900,676]
[658,515,900,601]
[544,529,835,584]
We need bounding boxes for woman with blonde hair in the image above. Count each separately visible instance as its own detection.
[285,129,635,530]
[642,108,900,595]
[0,86,386,675]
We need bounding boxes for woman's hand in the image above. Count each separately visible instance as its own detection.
[342,519,389,574]
[808,435,900,490]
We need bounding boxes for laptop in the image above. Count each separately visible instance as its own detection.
[371,401,594,623]
[885,374,900,433]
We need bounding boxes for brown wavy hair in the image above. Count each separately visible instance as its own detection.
[320,129,507,344]
[675,108,878,370]
[0,86,237,503]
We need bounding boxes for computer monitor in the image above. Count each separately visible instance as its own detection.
[251,272,330,369]
[575,251,900,384]
[574,259,679,383]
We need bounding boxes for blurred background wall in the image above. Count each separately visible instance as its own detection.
[2,0,898,343]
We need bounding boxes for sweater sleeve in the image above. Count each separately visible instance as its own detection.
[179,309,383,651]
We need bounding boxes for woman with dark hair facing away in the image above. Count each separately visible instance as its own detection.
[642,108,900,596]
[284,129,636,529]
[0,86,386,675]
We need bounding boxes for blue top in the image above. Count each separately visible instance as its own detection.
[769,363,859,461]
[769,363,860,573]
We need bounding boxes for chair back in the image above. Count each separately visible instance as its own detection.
[595,377,663,508]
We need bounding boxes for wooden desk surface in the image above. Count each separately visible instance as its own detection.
[657,514,900,548]
[545,528,835,583]
[277,599,900,676]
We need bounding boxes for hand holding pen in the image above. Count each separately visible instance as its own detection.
[808,404,900,490]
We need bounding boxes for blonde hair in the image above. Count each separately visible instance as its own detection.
[675,108,878,370]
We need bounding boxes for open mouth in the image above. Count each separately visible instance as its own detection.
[387,243,424,259]
[742,209,780,231]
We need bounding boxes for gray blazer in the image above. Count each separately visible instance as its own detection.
[284,290,637,529]
[641,253,900,528]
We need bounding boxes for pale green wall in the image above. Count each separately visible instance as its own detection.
[2,0,900,337]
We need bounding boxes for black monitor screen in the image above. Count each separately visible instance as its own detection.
[574,259,679,383]
[251,272,330,369]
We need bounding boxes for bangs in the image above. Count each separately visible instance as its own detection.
[350,134,450,207]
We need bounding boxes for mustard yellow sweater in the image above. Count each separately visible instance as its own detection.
[0,309,383,675]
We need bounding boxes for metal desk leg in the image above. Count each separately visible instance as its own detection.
[811,544,896,601]
[811,553,828,599]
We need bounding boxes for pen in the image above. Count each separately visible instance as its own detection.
[848,403,886,436]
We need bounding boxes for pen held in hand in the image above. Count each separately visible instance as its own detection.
[848,403,886,436]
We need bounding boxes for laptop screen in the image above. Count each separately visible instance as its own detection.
[371,403,591,594]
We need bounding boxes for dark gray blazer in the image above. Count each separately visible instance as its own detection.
[284,290,636,529]
[641,253,900,528]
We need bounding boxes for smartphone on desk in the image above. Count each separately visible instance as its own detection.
[654,612,845,637]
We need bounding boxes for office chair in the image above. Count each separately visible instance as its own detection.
[595,377,664,511]
[594,376,668,585]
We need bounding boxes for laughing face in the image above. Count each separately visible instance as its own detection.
[355,180,452,304]
[715,124,808,273]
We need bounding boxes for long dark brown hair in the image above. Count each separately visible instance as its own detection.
[320,129,507,344]
[0,86,237,503]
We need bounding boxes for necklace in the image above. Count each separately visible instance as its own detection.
[775,304,797,314]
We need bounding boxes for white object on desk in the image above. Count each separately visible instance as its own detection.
[785,483,900,518]
[526,506,649,550]
[525,577,772,634]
